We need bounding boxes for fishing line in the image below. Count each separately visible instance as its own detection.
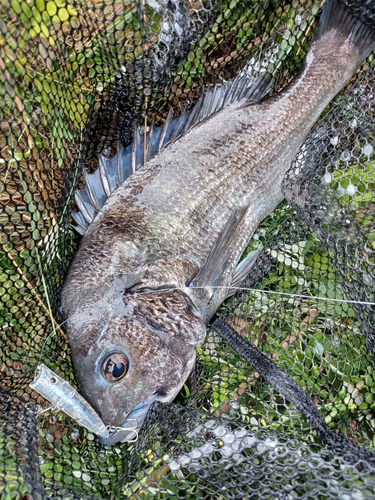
[130,285,375,307]
[37,316,73,364]
[42,283,374,349]
[43,285,375,337]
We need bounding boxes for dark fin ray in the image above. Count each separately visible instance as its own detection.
[183,99,200,134]
[146,116,156,162]
[99,155,112,198]
[118,141,132,182]
[246,72,274,102]
[237,73,274,110]
[227,248,262,294]
[72,71,272,234]
[158,109,173,153]
[71,210,89,235]
[116,141,123,184]
[131,125,143,174]
[170,108,189,143]
[147,117,162,161]
[83,168,105,212]
[315,0,375,65]
[190,207,248,287]
[74,189,97,225]
[162,114,183,147]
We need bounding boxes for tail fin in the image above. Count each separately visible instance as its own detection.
[315,0,375,65]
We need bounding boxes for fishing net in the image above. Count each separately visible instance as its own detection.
[1,0,375,498]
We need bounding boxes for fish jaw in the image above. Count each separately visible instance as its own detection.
[67,292,205,439]
[98,385,182,445]
[98,398,154,445]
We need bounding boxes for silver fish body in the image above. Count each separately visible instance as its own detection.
[61,0,375,445]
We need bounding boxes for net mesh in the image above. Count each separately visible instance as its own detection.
[1,0,375,498]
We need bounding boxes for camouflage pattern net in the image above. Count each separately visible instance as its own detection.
[0,0,374,498]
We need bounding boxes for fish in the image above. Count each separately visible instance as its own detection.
[61,0,375,445]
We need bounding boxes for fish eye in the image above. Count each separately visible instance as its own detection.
[101,352,129,382]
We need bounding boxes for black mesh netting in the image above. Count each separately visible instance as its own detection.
[1,0,375,498]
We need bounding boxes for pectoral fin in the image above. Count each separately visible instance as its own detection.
[190,208,248,288]
[187,209,267,321]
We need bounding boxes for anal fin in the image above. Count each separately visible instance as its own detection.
[229,248,262,291]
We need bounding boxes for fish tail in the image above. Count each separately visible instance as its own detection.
[315,0,375,66]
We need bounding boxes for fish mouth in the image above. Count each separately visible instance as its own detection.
[98,402,151,446]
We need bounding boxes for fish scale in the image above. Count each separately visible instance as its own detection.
[61,0,375,445]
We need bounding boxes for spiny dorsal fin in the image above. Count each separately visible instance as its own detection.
[72,71,273,235]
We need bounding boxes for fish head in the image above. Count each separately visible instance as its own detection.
[72,308,205,445]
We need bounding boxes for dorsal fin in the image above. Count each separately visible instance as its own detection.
[72,71,273,235]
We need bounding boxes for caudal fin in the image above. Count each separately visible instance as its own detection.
[315,0,375,65]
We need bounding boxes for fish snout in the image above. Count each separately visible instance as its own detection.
[94,397,128,428]
[98,401,150,445]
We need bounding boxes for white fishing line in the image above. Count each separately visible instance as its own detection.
[41,283,374,346]
[132,285,375,307]
[37,282,373,377]
[37,315,71,361]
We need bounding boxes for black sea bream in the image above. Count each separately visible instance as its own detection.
[61,0,375,445]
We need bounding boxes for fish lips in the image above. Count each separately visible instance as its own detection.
[98,400,150,446]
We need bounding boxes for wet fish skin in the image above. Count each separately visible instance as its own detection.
[61,0,375,444]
